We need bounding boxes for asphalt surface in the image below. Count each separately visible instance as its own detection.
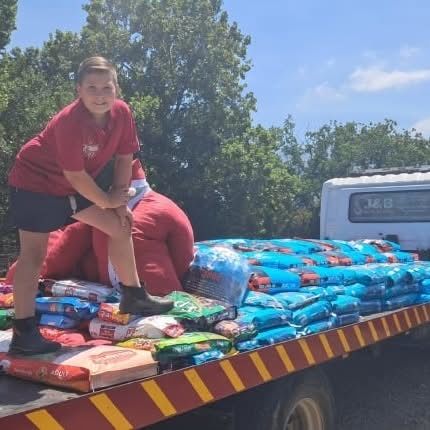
[331,342,430,430]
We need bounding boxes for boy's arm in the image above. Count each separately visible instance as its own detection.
[112,153,133,190]
[111,153,134,227]
[63,170,128,209]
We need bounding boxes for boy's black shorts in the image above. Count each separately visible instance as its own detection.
[8,161,114,233]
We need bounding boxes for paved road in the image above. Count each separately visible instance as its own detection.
[331,342,430,430]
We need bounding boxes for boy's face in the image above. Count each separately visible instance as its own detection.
[77,71,117,121]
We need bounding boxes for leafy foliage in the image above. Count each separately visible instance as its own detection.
[282,119,430,236]
[1,0,430,255]
[0,0,17,52]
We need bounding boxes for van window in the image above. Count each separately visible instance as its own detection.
[349,190,430,223]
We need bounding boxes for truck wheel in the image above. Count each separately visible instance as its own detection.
[234,368,335,430]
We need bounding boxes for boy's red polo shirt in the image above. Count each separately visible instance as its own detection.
[8,98,139,196]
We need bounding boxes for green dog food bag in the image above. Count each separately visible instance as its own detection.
[154,332,232,363]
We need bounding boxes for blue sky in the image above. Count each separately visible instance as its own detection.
[8,0,430,137]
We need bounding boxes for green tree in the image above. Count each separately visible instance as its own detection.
[0,0,17,52]
[79,0,256,238]
[204,126,305,238]
[0,0,17,249]
[0,41,78,245]
[291,119,430,236]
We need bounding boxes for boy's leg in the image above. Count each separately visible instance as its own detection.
[72,205,173,315]
[72,206,140,287]
[14,230,49,318]
[9,230,61,355]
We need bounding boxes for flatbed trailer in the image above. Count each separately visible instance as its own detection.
[1,301,429,430]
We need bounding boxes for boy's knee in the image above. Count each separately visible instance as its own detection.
[107,221,132,241]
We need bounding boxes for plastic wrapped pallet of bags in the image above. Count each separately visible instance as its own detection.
[166,291,236,330]
[203,238,285,253]
[182,245,250,306]
[235,326,297,352]
[154,332,232,364]
[89,315,184,341]
[39,279,119,303]
[0,345,158,392]
[248,266,301,294]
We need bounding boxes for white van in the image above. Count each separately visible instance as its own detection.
[320,170,430,251]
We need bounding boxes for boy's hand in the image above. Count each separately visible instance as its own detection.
[115,205,133,228]
[105,187,130,208]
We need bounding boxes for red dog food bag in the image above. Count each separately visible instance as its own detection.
[1,345,158,392]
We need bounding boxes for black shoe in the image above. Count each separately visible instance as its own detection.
[119,284,174,316]
[8,317,62,356]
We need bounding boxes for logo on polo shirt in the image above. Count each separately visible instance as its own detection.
[83,139,100,159]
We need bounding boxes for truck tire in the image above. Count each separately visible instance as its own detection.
[234,368,336,430]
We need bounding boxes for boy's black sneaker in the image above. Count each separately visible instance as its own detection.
[8,317,61,356]
[119,284,174,315]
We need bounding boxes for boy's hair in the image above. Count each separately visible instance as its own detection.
[77,56,119,91]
